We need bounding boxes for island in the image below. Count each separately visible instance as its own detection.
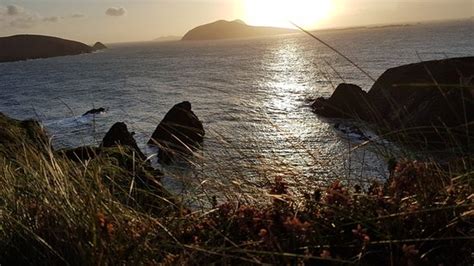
[152,36,181,42]
[92,42,108,51]
[182,19,297,41]
[0,35,105,63]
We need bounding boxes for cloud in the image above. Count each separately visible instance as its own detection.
[105,7,126,17]
[9,16,36,28]
[70,13,85,18]
[0,5,39,28]
[43,16,59,23]
[6,5,22,16]
[0,5,85,29]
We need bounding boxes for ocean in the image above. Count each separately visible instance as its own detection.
[1,20,472,194]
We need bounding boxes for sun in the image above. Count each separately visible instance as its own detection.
[242,0,333,29]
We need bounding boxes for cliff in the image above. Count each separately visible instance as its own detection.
[312,57,474,148]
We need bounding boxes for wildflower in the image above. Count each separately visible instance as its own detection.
[320,249,332,259]
[352,224,370,244]
[97,212,106,228]
[96,212,114,238]
[402,244,419,256]
[284,217,310,232]
[325,181,350,206]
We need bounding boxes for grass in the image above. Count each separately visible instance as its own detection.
[0,125,472,264]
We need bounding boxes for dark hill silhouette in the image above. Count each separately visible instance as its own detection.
[182,20,296,41]
[0,35,94,63]
[92,42,107,51]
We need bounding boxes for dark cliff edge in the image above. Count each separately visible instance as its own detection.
[0,35,97,63]
[182,20,297,41]
[312,57,474,149]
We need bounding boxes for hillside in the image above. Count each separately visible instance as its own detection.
[0,35,94,63]
[182,20,296,41]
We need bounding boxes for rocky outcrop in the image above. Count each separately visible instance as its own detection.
[148,101,205,163]
[0,112,176,213]
[182,20,296,41]
[58,122,175,212]
[101,122,146,160]
[92,42,107,51]
[366,57,474,127]
[313,57,474,148]
[0,112,49,156]
[60,146,101,162]
[312,83,372,119]
[0,35,93,63]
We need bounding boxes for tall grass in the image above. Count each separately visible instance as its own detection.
[1,139,472,264]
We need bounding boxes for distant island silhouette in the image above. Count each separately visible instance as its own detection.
[182,20,297,41]
[92,42,108,51]
[152,36,181,42]
[0,35,105,63]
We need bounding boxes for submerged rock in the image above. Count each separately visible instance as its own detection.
[148,101,205,163]
[334,123,371,141]
[83,107,106,116]
[101,122,146,160]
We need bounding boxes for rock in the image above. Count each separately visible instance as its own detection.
[312,83,371,119]
[58,124,176,212]
[83,107,106,116]
[58,146,101,162]
[148,101,205,163]
[0,112,49,156]
[182,19,296,41]
[101,122,146,160]
[366,57,474,147]
[0,35,93,63]
[313,57,474,149]
[334,123,370,141]
[92,42,107,51]
[99,146,177,213]
[367,57,474,122]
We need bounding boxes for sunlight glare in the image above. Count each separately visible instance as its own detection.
[243,0,333,29]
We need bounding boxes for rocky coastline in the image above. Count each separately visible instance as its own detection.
[312,57,474,150]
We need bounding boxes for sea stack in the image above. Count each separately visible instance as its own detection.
[101,122,146,160]
[148,101,205,163]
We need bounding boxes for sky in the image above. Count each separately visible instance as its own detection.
[0,0,472,43]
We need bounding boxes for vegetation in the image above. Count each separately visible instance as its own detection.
[0,110,472,265]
